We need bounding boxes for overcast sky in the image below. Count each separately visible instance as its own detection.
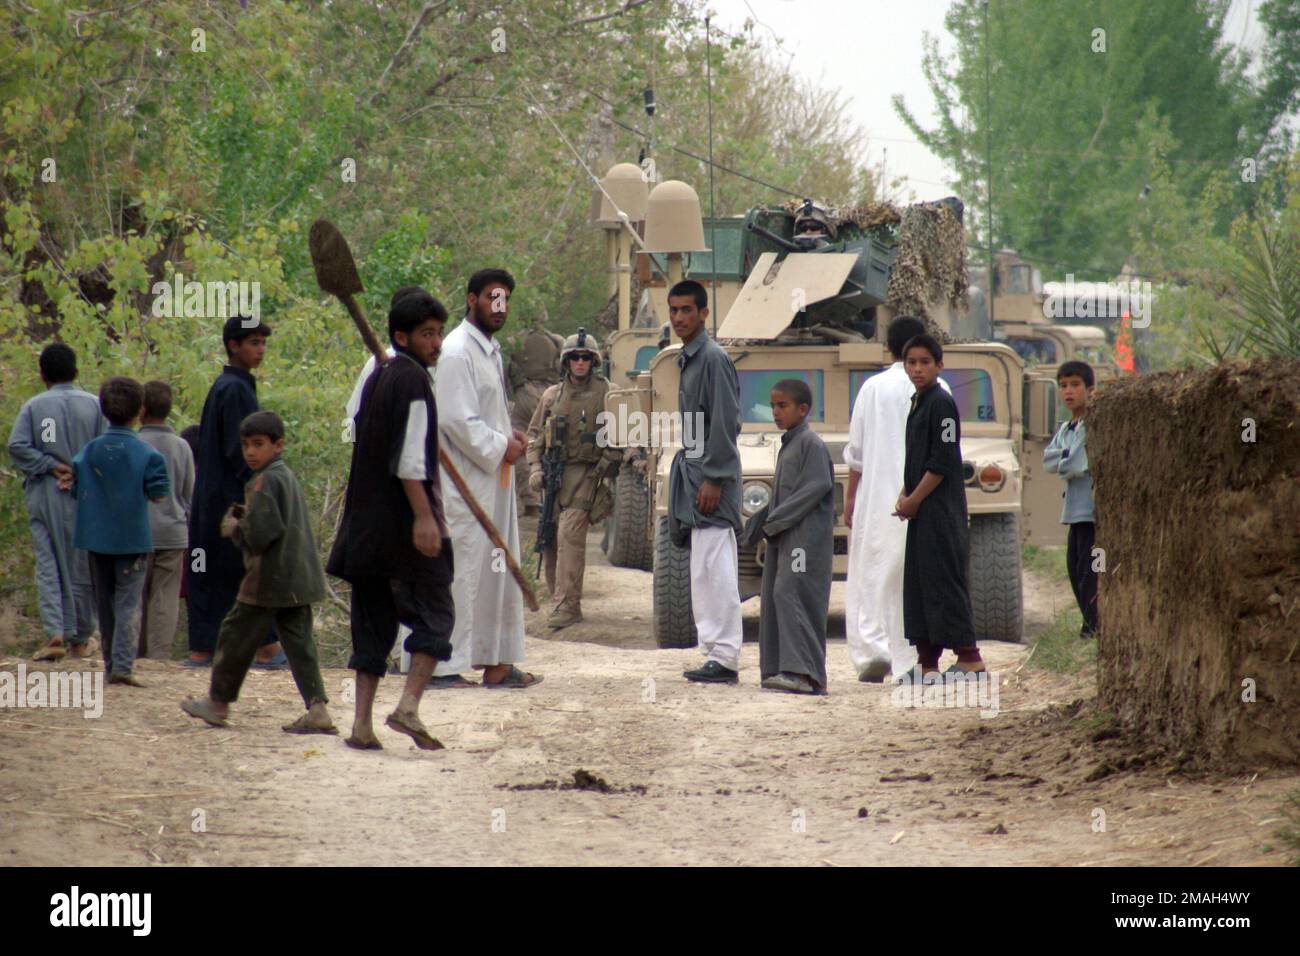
[706,0,1267,203]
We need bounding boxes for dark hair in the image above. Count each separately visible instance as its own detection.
[239,410,285,443]
[467,268,516,297]
[668,279,708,309]
[180,425,200,457]
[142,381,172,420]
[771,377,813,410]
[388,289,449,340]
[222,315,271,357]
[99,377,144,426]
[1057,360,1095,389]
[390,285,425,308]
[902,334,943,364]
[38,343,77,383]
[886,316,927,359]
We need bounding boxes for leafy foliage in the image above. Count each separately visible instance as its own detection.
[0,0,877,640]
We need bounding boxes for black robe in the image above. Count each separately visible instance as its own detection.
[902,382,976,649]
[327,350,447,582]
[187,365,258,649]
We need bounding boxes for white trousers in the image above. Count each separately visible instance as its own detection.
[845,538,917,677]
[690,525,743,671]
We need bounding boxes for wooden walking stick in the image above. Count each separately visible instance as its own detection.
[309,219,540,612]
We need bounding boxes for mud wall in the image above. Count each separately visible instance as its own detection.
[1088,359,1300,767]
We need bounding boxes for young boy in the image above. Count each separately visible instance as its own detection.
[72,377,170,686]
[742,379,834,694]
[138,381,195,660]
[181,410,335,733]
[8,343,105,662]
[327,289,455,750]
[1043,360,1098,639]
[893,335,985,677]
[187,316,282,668]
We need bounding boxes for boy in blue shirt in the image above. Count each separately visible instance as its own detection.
[73,377,170,685]
[1043,360,1098,639]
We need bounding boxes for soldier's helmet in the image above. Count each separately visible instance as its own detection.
[561,327,603,367]
[793,199,835,246]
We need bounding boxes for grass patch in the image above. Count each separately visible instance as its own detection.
[1023,543,1069,584]
[1277,788,1300,866]
[1026,605,1097,674]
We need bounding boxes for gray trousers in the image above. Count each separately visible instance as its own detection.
[89,552,148,676]
[140,548,184,660]
[27,487,96,642]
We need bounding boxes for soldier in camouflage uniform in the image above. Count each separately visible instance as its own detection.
[526,329,620,630]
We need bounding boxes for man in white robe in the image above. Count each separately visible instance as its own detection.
[432,268,541,688]
[843,316,950,681]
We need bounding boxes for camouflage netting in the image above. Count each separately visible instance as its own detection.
[780,198,967,331]
[1088,360,1300,768]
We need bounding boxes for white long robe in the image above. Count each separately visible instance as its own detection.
[843,364,950,677]
[433,320,526,673]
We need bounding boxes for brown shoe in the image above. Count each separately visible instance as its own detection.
[109,672,146,688]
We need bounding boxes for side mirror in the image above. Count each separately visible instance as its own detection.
[1023,376,1057,441]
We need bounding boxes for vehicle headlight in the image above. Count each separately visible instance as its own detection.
[742,481,771,516]
[977,463,1006,492]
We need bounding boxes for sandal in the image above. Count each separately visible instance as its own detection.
[180,697,229,728]
[483,665,543,689]
[31,643,67,662]
[384,710,445,751]
[344,735,383,751]
[282,712,339,735]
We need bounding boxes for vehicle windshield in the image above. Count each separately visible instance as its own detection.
[738,369,825,423]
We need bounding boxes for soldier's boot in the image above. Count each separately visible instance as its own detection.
[547,601,583,630]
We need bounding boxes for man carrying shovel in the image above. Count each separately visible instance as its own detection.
[327,290,455,750]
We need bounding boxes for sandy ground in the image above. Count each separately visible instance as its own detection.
[1,526,1294,866]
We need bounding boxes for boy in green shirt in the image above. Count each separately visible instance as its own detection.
[181,411,335,733]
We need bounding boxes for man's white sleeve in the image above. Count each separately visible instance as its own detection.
[396,400,428,480]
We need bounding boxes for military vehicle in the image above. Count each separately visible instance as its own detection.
[588,181,1033,648]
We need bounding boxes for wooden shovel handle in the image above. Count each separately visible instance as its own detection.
[342,294,388,365]
[438,447,540,612]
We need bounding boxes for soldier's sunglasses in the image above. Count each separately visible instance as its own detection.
[570,352,595,362]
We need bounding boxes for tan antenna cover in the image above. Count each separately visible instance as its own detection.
[642,180,709,253]
[594,163,649,225]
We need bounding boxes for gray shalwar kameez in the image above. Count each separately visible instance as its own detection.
[7,383,105,641]
[743,422,834,688]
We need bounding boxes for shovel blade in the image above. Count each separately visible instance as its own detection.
[309,219,364,298]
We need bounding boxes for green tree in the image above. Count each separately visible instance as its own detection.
[894,0,1297,279]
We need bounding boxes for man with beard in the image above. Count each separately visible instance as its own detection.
[431,269,542,690]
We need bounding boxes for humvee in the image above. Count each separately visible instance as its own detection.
[611,337,1031,649]
[595,198,1037,648]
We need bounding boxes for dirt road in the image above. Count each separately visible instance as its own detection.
[1,528,1293,866]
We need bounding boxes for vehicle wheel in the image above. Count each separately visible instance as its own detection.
[969,512,1024,643]
[653,516,698,649]
[604,463,654,571]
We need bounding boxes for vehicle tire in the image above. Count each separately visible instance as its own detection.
[969,512,1024,643]
[653,516,698,649]
[604,463,654,571]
